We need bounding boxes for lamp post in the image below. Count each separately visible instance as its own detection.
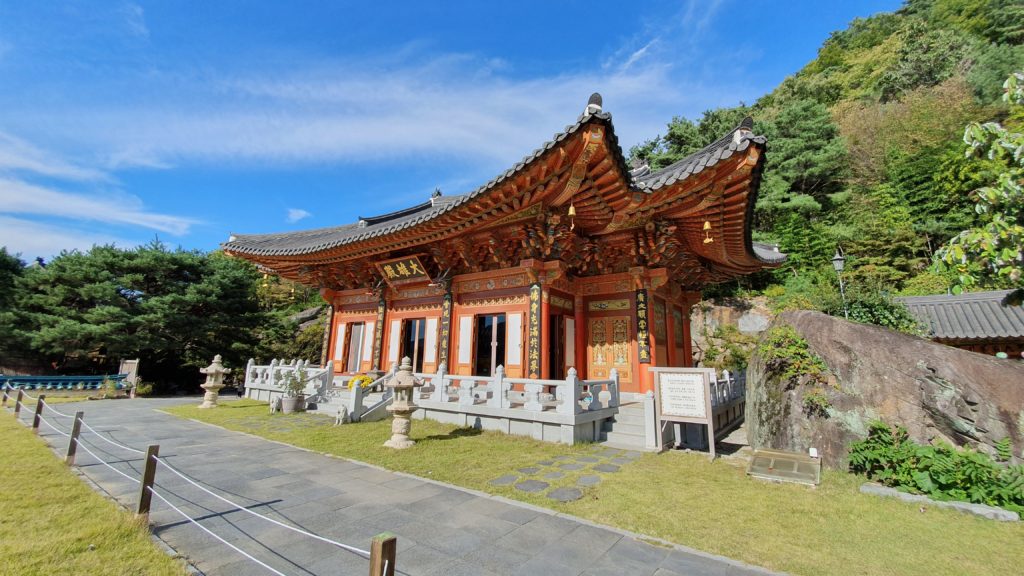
[831,249,849,320]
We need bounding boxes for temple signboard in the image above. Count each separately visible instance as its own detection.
[376,256,429,286]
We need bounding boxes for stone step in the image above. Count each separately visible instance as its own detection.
[610,411,646,426]
[604,421,646,436]
[603,430,645,447]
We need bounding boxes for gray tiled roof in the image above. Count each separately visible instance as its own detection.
[634,117,766,191]
[223,109,766,258]
[898,290,1024,340]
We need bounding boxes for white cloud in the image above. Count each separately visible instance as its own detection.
[121,3,149,39]
[286,208,311,223]
[0,178,196,235]
[0,131,109,181]
[0,215,139,260]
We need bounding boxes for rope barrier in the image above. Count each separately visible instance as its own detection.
[79,420,146,455]
[17,388,38,401]
[147,487,290,576]
[39,399,75,419]
[153,456,371,559]
[37,414,71,438]
[75,440,142,485]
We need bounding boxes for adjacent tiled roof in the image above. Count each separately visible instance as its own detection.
[223,106,767,259]
[635,117,766,191]
[751,241,787,264]
[897,290,1024,340]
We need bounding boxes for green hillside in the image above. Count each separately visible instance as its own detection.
[632,0,1024,322]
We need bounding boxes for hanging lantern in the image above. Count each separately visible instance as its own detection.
[703,221,714,244]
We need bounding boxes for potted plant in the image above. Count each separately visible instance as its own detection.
[279,369,307,414]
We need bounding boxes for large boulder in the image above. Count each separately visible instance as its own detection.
[747,310,1024,468]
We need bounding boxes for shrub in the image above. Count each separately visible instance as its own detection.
[757,325,835,415]
[849,421,1024,513]
[348,374,375,390]
[134,382,154,397]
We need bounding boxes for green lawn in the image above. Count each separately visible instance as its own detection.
[0,413,187,576]
[165,400,1024,576]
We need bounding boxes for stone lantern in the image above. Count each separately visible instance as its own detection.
[384,356,423,449]
[198,354,232,409]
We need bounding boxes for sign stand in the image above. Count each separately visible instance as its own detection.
[648,367,715,459]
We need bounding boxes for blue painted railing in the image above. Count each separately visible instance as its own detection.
[1,374,128,391]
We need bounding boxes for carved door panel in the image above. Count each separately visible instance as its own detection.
[587,316,632,385]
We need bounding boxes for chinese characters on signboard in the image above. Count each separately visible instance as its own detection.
[437,292,452,367]
[635,289,651,364]
[527,284,542,378]
[375,256,429,286]
[371,299,385,370]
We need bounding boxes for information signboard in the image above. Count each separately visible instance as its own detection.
[648,367,716,459]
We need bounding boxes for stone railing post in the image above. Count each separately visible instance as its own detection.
[269,359,279,388]
[608,368,620,407]
[431,363,448,402]
[558,368,583,415]
[487,365,506,408]
[458,378,477,406]
[245,359,255,389]
[643,390,659,450]
[351,382,365,422]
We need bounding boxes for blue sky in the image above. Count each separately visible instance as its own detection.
[0,0,902,260]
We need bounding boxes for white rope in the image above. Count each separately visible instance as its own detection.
[154,456,371,559]
[79,420,146,455]
[18,388,38,401]
[40,399,75,419]
[37,414,71,438]
[147,487,290,576]
[75,440,142,485]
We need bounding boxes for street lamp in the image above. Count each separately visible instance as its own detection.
[831,248,849,320]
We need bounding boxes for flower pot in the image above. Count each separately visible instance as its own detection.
[280,394,305,414]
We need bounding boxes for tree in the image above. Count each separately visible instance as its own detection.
[629,105,750,170]
[0,248,27,356]
[937,72,1024,292]
[16,242,268,387]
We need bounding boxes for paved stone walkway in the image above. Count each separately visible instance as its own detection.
[21,397,779,576]
[489,448,642,503]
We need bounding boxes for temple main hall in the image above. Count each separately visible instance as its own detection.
[223,94,784,397]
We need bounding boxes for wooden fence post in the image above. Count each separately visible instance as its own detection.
[1,384,9,407]
[32,394,46,434]
[13,389,24,416]
[136,444,160,518]
[368,532,397,576]
[65,412,85,466]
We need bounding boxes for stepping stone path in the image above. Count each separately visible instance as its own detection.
[514,479,549,493]
[547,487,583,502]
[487,449,642,503]
[490,474,518,486]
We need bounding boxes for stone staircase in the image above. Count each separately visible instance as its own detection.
[600,402,649,451]
[307,379,390,422]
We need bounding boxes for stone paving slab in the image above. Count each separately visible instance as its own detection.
[19,397,780,576]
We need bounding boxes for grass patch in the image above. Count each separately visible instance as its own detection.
[0,413,187,576]
[166,400,1024,576]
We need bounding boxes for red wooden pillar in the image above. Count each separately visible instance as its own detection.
[574,295,586,379]
[540,288,551,379]
[665,302,677,367]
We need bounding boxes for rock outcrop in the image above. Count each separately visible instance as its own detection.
[747,310,1024,468]
[690,297,773,367]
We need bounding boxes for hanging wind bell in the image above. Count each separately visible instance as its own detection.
[261,273,269,288]
[568,202,576,231]
[703,220,714,244]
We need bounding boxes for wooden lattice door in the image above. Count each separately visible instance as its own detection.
[588,316,632,387]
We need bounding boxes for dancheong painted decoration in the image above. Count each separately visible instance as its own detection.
[223,93,785,395]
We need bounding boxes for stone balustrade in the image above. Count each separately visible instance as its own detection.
[243,358,332,404]
[409,364,621,444]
